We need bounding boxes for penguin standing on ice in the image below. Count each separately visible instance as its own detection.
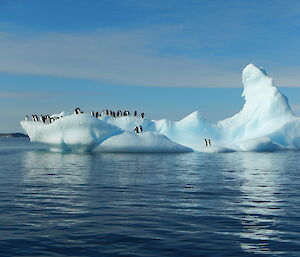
[208,139,211,147]
[204,139,208,147]
[134,126,139,133]
[139,126,143,132]
[141,113,145,119]
[74,108,82,114]
[25,116,29,121]
[134,111,137,116]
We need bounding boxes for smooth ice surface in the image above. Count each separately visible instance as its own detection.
[97,131,192,153]
[21,64,300,152]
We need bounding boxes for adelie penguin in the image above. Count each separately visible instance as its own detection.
[204,139,208,147]
[74,108,82,114]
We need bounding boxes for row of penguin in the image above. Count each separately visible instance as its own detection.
[25,108,145,133]
[25,108,213,144]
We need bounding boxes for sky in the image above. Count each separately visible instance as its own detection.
[1,0,300,132]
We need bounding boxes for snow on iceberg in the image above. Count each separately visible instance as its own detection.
[97,131,192,153]
[21,63,300,153]
[21,114,123,152]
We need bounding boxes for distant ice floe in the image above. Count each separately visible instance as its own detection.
[21,64,300,153]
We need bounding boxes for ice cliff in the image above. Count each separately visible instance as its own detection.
[21,64,300,153]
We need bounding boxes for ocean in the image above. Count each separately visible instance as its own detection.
[0,138,300,256]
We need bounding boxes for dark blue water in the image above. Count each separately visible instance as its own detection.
[1,138,300,256]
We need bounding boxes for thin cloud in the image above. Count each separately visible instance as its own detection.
[0,29,243,87]
[0,27,299,88]
[0,91,103,99]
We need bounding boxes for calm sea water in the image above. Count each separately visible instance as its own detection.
[1,138,300,257]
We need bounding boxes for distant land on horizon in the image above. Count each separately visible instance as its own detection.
[0,133,28,138]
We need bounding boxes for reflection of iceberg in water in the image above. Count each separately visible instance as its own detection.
[230,153,284,255]
[21,151,91,220]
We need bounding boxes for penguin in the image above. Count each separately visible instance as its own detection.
[95,112,99,118]
[91,111,95,116]
[105,109,109,115]
[25,115,29,121]
[208,139,211,147]
[112,111,116,117]
[123,111,127,116]
[139,126,143,132]
[134,111,137,116]
[204,139,208,147]
[74,108,81,114]
[134,126,139,133]
[141,113,145,119]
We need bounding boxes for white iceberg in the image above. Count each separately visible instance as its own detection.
[21,63,300,153]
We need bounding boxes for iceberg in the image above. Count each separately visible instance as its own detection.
[21,64,300,153]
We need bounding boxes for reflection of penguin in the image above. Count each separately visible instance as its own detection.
[141,113,144,119]
[204,139,208,147]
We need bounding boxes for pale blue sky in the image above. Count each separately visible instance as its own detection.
[1,0,300,132]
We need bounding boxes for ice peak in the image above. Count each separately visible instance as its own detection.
[242,64,269,86]
[179,111,203,124]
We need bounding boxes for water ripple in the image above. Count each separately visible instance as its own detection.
[0,141,300,256]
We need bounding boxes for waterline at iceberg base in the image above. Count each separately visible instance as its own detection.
[21,64,300,153]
